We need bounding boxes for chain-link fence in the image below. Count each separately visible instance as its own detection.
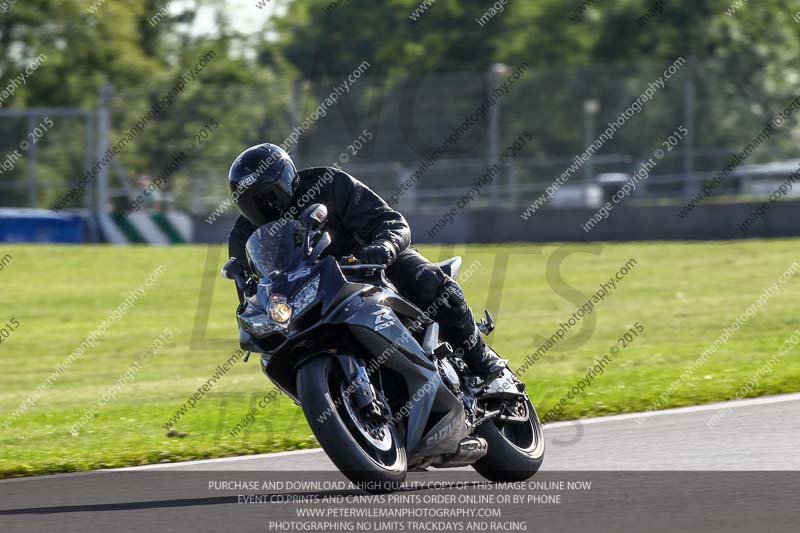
[0,108,94,209]
[2,56,798,215]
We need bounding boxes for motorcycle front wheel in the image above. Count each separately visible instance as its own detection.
[296,355,406,493]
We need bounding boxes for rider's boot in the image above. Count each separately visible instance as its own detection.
[434,279,506,383]
[461,336,506,383]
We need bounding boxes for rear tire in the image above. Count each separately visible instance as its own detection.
[472,397,544,482]
[296,355,406,492]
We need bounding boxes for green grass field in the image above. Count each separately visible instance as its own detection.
[1,239,799,477]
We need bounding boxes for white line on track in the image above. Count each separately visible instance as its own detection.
[108,448,324,471]
[543,391,800,428]
[4,392,799,480]
[114,392,800,470]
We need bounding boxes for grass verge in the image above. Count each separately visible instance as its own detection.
[1,239,799,476]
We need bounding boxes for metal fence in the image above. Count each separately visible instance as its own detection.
[1,56,798,216]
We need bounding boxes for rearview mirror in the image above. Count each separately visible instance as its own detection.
[222,257,246,281]
[222,257,256,298]
[301,204,328,258]
[302,203,328,228]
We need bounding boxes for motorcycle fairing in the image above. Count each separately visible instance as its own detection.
[332,291,465,454]
[255,255,467,456]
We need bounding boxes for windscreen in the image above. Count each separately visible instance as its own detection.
[245,220,304,281]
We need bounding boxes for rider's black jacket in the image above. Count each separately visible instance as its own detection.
[228,167,411,273]
[227,166,485,369]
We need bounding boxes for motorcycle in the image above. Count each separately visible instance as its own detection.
[222,203,544,491]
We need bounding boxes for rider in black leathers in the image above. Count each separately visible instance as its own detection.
[226,143,505,382]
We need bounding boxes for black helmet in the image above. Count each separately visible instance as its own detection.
[228,143,299,225]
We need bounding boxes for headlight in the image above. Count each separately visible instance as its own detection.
[240,313,280,337]
[239,275,319,338]
[238,295,291,338]
[269,295,292,324]
[291,274,320,315]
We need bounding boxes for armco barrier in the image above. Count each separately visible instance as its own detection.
[0,209,83,243]
[191,200,800,244]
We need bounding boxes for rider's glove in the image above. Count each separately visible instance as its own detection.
[358,240,397,267]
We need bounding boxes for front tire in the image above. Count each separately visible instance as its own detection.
[472,397,544,482]
[296,355,406,492]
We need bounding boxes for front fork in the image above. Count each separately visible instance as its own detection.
[337,353,390,422]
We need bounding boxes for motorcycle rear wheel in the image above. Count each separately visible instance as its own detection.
[296,355,406,493]
[472,396,545,482]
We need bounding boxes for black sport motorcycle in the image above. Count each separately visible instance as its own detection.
[222,204,544,491]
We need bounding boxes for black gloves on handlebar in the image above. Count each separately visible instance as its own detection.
[358,240,397,267]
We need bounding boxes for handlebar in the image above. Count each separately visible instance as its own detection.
[338,255,386,271]
[339,263,386,271]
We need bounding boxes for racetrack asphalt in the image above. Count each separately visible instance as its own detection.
[2,393,799,532]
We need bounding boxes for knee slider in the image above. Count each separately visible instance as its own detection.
[413,263,448,297]
[436,278,469,315]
